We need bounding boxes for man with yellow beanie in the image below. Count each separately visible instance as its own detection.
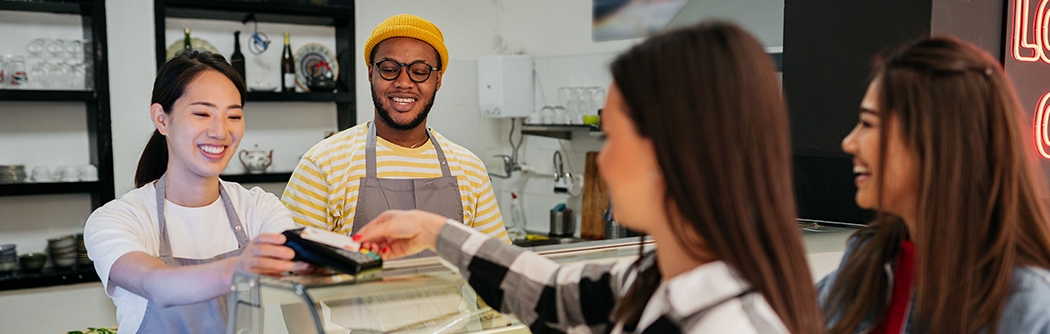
[283,14,510,252]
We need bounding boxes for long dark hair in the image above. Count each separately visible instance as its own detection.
[824,37,1050,333]
[134,50,246,187]
[608,21,824,334]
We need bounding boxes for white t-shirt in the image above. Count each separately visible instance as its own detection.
[84,180,295,334]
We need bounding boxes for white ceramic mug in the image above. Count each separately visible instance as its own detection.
[30,166,51,182]
[79,164,98,181]
[53,165,79,182]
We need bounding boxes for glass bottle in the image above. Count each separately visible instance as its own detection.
[507,192,528,242]
[281,32,295,93]
[231,30,246,85]
[183,28,192,52]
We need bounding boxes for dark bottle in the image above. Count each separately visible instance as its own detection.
[281,32,295,93]
[183,28,192,51]
[231,31,246,85]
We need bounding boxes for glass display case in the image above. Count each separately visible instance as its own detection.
[227,237,653,334]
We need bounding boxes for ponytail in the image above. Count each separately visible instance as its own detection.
[134,130,168,188]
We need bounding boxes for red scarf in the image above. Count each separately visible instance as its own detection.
[871,239,915,334]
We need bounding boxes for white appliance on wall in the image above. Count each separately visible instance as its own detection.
[478,55,533,118]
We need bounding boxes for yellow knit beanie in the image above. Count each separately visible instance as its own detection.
[364,14,449,71]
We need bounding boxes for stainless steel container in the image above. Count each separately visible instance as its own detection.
[549,208,575,237]
[606,220,629,239]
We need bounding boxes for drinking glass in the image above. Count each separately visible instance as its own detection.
[577,90,594,123]
[28,61,45,89]
[51,60,69,88]
[553,106,569,124]
[540,106,555,124]
[69,63,86,90]
[558,87,573,109]
[589,87,606,112]
[64,40,83,63]
[574,87,589,112]
[82,62,94,90]
[25,39,46,57]
[46,39,65,58]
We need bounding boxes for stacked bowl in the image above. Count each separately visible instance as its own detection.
[19,253,46,272]
[76,233,91,266]
[0,165,27,184]
[48,234,77,269]
[0,244,17,273]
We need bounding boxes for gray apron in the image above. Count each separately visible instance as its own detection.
[353,122,464,258]
[135,174,249,334]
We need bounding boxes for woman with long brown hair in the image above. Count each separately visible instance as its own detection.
[820,36,1050,333]
[353,21,824,333]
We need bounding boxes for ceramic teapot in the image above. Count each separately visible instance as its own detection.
[239,144,273,173]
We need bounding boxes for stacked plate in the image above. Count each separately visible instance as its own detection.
[0,244,16,273]
[47,234,77,269]
[76,233,91,266]
[0,165,27,184]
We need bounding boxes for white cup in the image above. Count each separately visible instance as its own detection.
[53,165,79,182]
[540,106,555,124]
[79,164,98,181]
[553,106,569,124]
[526,111,542,124]
[30,166,51,182]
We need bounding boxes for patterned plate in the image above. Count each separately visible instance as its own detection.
[165,38,221,61]
[294,43,339,92]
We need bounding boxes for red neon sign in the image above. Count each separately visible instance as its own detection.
[1034,93,1050,159]
[1013,0,1050,63]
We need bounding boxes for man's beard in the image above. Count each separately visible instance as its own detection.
[372,86,435,131]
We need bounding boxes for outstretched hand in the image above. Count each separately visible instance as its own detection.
[352,210,449,259]
[234,233,308,277]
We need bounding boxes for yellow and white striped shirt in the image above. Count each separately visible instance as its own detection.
[282,122,509,242]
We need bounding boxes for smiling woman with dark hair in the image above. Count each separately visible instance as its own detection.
[84,51,304,333]
[353,21,824,334]
[819,37,1050,334]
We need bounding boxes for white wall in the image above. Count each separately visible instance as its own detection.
[354,0,502,158]
[484,0,641,234]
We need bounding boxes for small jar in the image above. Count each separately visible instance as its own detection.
[9,56,28,89]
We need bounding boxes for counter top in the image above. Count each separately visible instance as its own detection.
[801,226,856,281]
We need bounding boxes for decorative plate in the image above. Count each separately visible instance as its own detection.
[294,43,339,92]
[165,38,221,61]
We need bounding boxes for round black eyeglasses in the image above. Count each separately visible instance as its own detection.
[373,58,439,83]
